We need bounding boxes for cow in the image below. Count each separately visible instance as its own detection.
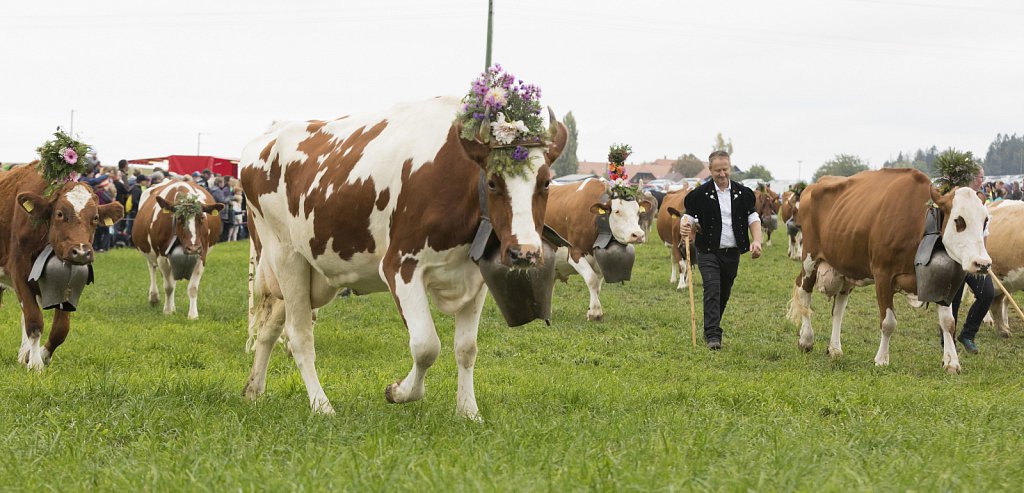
[787,169,991,373]
[544,178,651,320]
[0,165,124,369]
[239,97,566,417]
[780,190,802,260]
[656,186,697,290]
[983,200,1024,337]
[637,189,658,235]
[131,179,224,320]
[754,185,780,246]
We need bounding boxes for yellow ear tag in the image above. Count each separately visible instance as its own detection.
[211,210,219,217]
[22,201,34,213]
[640,206,647,213]
[670,213,680,219]
[104,217,114,226]
[161,209,171,214]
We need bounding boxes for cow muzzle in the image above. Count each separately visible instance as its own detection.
[508,244,541,267]
[183,244,202,255]
[66,244,94,265]
[628,230,646,244]
[970,258,992,274]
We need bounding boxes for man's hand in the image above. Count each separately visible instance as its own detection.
[750,241,763,259]
[679,217,692,237]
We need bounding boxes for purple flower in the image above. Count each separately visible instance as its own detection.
[62,147,78,165]
[512,145,529,161]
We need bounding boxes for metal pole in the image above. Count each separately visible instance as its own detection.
[197,133,202,155]
[485,0,494,70]
[69,109,75,135]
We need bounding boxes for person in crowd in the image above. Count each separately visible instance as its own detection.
[679,150,763,350]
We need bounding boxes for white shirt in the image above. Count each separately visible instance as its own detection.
[686,181,760,249]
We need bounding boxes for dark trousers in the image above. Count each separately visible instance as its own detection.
[951,274,994,340]
[697,249,741,341]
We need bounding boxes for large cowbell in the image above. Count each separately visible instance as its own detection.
[471,218,568,327]
[914,207,967,304]
[27,244,94,311]
[165,237,200,281]
[592,198,636,283]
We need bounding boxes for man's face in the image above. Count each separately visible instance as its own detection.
[971,170,984,191]
[710,158,732,188]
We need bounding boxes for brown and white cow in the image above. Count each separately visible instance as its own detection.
[780,190,802,260]
[0,166,124,369]
[131,180,223,319]
[656,186,697,290]
[754,185,780,246]
[637,189,658,235]
[787,169,991,373]
[240,97,566,417]
[545,178,651,320]
[982,200,1024,337]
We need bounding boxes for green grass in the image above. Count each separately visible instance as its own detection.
[1,239,1023,492]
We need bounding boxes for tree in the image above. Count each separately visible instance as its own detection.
[550,112,579,177]
[713,132,733,155]
[743,164,773,182]
[671,153,704,177]
[812,154,870,182]
[984,133,1024,175]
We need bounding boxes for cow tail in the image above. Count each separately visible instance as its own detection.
[786,284,812,325]
[245,239,260,352]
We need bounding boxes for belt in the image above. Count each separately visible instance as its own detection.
[717,247,740,254]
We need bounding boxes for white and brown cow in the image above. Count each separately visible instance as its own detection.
[0,165,124,369]
[544,178,651,320]
[132,180,223,320]
[637,189,658,235]
[656,186,697,290]
[983,200,1024,337]
[754,185,780,246]
[240,97,566,417]
[787,169,991,373]
[780,190,802,260]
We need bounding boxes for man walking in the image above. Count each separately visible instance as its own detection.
[680,150,762,350]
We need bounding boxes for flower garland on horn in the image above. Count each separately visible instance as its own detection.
[35,129,91,195]
[456,64,551,178]
[607,143,641,201]
[172,194,203,222]
[933,149,981,194]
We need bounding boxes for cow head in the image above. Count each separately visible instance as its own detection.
[934,187,992,274]
[17,183,125,265]
[155,194,224,255]
[460,112,567,268]
[591,198,652,244]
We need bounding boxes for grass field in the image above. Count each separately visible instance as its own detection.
[1,238,1023,492]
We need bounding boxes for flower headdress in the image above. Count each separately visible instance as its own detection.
[456,64,549,178]
[607,143,641,201]
[933,149,981,194]
[35,129,91,195]
[172,193,203,222]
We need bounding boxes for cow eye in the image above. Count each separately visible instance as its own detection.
[55,210,64,220]
[487,180,497,192]
[92,215,99,224]
[954,217,966,232]
[543,179,551,190]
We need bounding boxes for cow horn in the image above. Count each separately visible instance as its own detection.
[476,119,490,145]
[547,107,558,140]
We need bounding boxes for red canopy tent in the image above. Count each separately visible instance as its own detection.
[128,155,239,178]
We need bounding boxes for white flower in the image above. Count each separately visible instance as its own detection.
[490,112,528,145]
[484,87,508,108]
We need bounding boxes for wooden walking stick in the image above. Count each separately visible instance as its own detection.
[990,274,1024,325]
[684,232,696,349]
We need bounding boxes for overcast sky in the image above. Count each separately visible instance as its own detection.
[2,0,1022,180]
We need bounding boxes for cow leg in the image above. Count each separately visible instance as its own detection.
[827,289,853,358]
[384,265,441,406]
[989,292,1010,338]
[277,255,333,414]
[243,297,286,401]
[15,290,46,371]
[789,256,817,352]
[667,243,678,284]
[872,284,899,367]
[17,312,30,365]
[186,260,206,320]
[146,255,160,306]
[157,256,176,314]
[41,309,71,366]
[454,288,487,420]
[569,254,604,321]
[937,304,962,374]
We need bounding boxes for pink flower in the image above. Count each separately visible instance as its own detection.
[62,147,78,165]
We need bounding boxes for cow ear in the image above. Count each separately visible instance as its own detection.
[456,125,491,168]
[667,206,682,219]
[931,187,955,212]
[98,202,125,226]
[155,196,175,213]
[17,192,54,220]
[639,199,654,213]
[590,202,609,215]
[545,121,568,164]
[203,203,225,215]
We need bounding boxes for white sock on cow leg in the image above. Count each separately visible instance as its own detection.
[874,308,897,366]
[147,258,160,306]
[937,305,961,373]
[17,313,30,365]
[186,261,205,320]
[669,255,678,284]
[386,273,440,405]
[244,299,285,400]
[795,288,814,351]
[676,260,688,290]
[569,256,604,321]
[157,257,176,314]
[827,291,851,358]
[454,289,486,421]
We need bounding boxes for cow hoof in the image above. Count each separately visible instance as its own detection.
[17,348,29,366]
[458,409,484,422]
[999,330,1011,338]
[943,363,961,374]
[41,348,52,366]
[587,311,603,322]
[798,341,813,353]
[26,358,45,372]
[149,295,159,306]
[243,380,264,401]
[384,380,402,403]
[188,313,199,321]
[311,399,335,415]
[874,358,889,367]
[826,346,843,359]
